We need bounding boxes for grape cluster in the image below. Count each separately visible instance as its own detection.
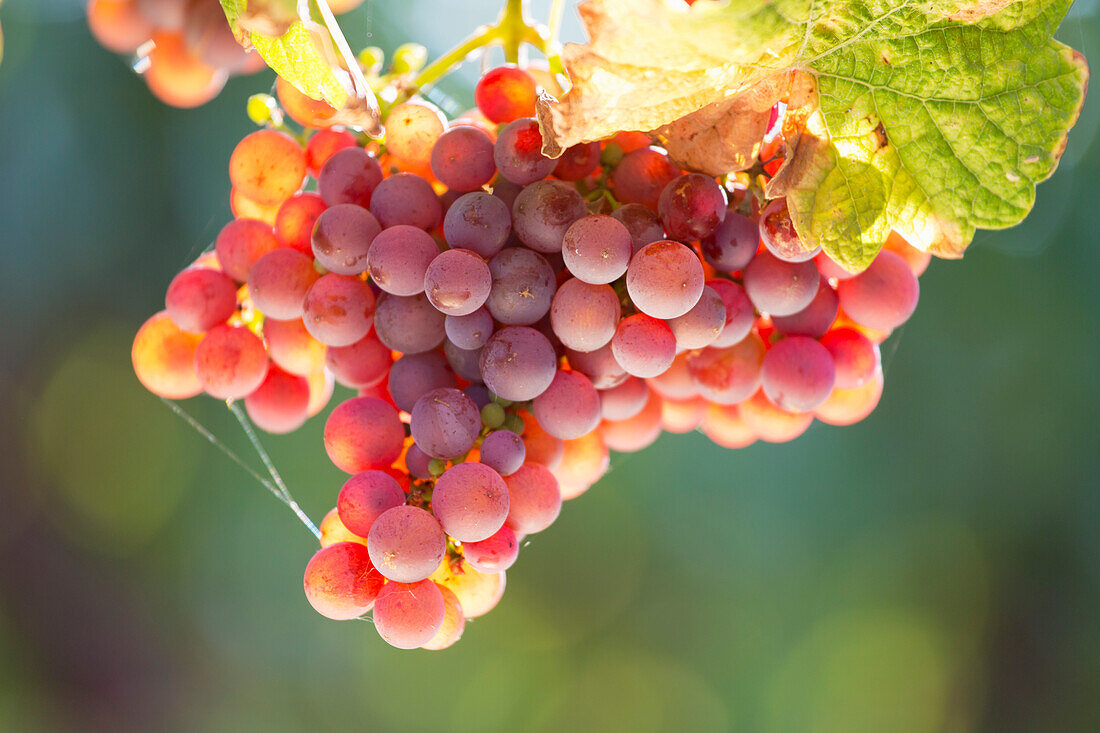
[85,0,365,107]
[132,63,928,649]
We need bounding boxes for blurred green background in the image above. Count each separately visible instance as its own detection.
[1,1,1098,731]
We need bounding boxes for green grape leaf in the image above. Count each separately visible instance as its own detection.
[538,0,1089,270]
[219,0,382,135]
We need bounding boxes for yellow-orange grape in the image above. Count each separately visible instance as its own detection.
[815,369,884,426]
[834,308,891,344]
[421,585,466,650]
[229,129,307,206]
[883,230,932,276]
[701,403,757,449]
[132,311,203,399]
[554,431,610,500]
[142,32,227,108]
[519,411,564,470]
[264,318,326,375]
[276,76,337,129]
[738,390,814,443]
[659,396,706,434]
[230,187,280,225]
[319,508,369,547]
[87,0,154,54]
[306,368,335,417]
[429,559,505,619]
[385,101,446,172]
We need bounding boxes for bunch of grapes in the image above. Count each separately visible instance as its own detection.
[85,0,366,107]
[132,62,927,649]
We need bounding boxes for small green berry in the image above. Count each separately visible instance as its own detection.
[391,43,428,75]
[503,413,525,436]
[246,94,281,126]
[481,403,506,429]
[359,46,384,75]
[428,458,447,477]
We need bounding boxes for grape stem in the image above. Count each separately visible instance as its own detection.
[412,0,554,91]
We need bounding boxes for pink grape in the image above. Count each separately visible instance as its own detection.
[310,203,381,276]
[626,240,705,319]
[772,275,838,338]
[247,247,319,320]
[318,147,383,209]
[132,311,203,399]
[686,333,765,404]
[479,326,557,402]
[165,266,237,333]
[323,396,404,473]
[740,389,814,442]
[302,274,376,347]
[553,142,601,181]
[836,249,919,330]
[303,542,384,620]
[666,285,726,349]
[820,327,879,389]
[215,218,280,282]
[337,470,406,537]
[479,429,526,476]
[520,414,564,469]
[707,278,755,348]
[243,366,309,434]
[550,278,621,353]
[430,126,496,191]
[410,387,481,460]
[372,579,445,649]
[611,147,679,210]
[815,251,857,280]
[761,335,836,412]
[759,198,820,262]
[503,462,562,534]
[611,314,676,378]
[647,351,698,400]
[366,224,439,297]
[599,376,650,421]
[405,444,433,479]
[742,250,819,316]
[367,506,447,583]
[532,369,602,440]
[562,215,633,284]
[424,248,492,316]
[194,324,269,399]
[565,343,627,390]
[443,340,485,383]
[462,525,519,573]
[263,318,325,376]
[599,391,663,453]
[325,332,391,389]
[432,462,510,542]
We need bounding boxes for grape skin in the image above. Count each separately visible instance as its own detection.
[485,247,556,326]
[820,327,879,389]
[432,462,510,542]
[194,324,269,400]
[244,366,310,434]
[493,118,556,185]
[303,542,384,621]
[599,376,650,421]
[319,147,383,209]
[430,126,497,192]
[132,311,203,399]
[503,462,562,535]
[263,318,325,376]
[562,215,633,284]
[421,585,466,651]
[165,266,237,333]
[761,335,836,412]
[337,470,406,537]
[611,203,666,256]
[836,250,919,331]
[367,505,447,583]
[248,248,319,320]
[410,387,481,460]
[311,203,381,276]
[657,173,727,241]
[275,193,328,256]
[366,225,440,296]
[387,350,456,412]
[369,172,444,231]
[479,430,526,476]
[611,147,680,210]
[701,210,757,272]
[550,278,621,353]
[372,293,446,354]
[554,431,610,499]
[666,285,726,350]
[520,413,565,471]
[512,180,588,254]
[626,241,705,319]
[215,218,280,282]
[229,129,306,206]
[424,248,492,316]
[462,524,519,573]
[372,579,446,649]
[611,314,677,379]
[685,333,766,405]
[445,307,494,350]
[323,396,405,473]
[479,326,558,402]
[772,275,839,338]
[532,369,602,440]
[443,192,511,259]
[325,332,391,389]
[742,250,820,317]
[302,274,376,348]
[476,67,538,124]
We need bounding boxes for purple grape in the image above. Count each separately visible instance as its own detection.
[443,339,485,383]
[373,292,445,353]
[549,278,620,353]
[701,210,758,272]
[302,273,376,347]
[445,306,494,350]
[387,350,456,412]
[611,203,665,255]
[479,429,526,476]
[485,246,555,325]
[761,335,835,412]
[405,443,433,479]
[625,240,705,319]
[326,331,391,389]
[611,314,676,378]
[479,326,557,401]
[511,180,588,253]
[410,387,481,459]
[657,173,727,241]
[443,191,511,258]
[772,275,839,337]
[531,369,601,440]
[367,505,446,582]
[836,250,919,330]
[743,250,819,316]
[369,172,443,230]
[707,278,755,347]
[318,147,383,208]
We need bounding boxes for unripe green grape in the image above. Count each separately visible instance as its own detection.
[490,392,512,408]
[428,458,447,477]
[359,46,384,75]
[391,43,428,74]
[481,403,506,429]
[247,93,283,126]
[503,413,525,436]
